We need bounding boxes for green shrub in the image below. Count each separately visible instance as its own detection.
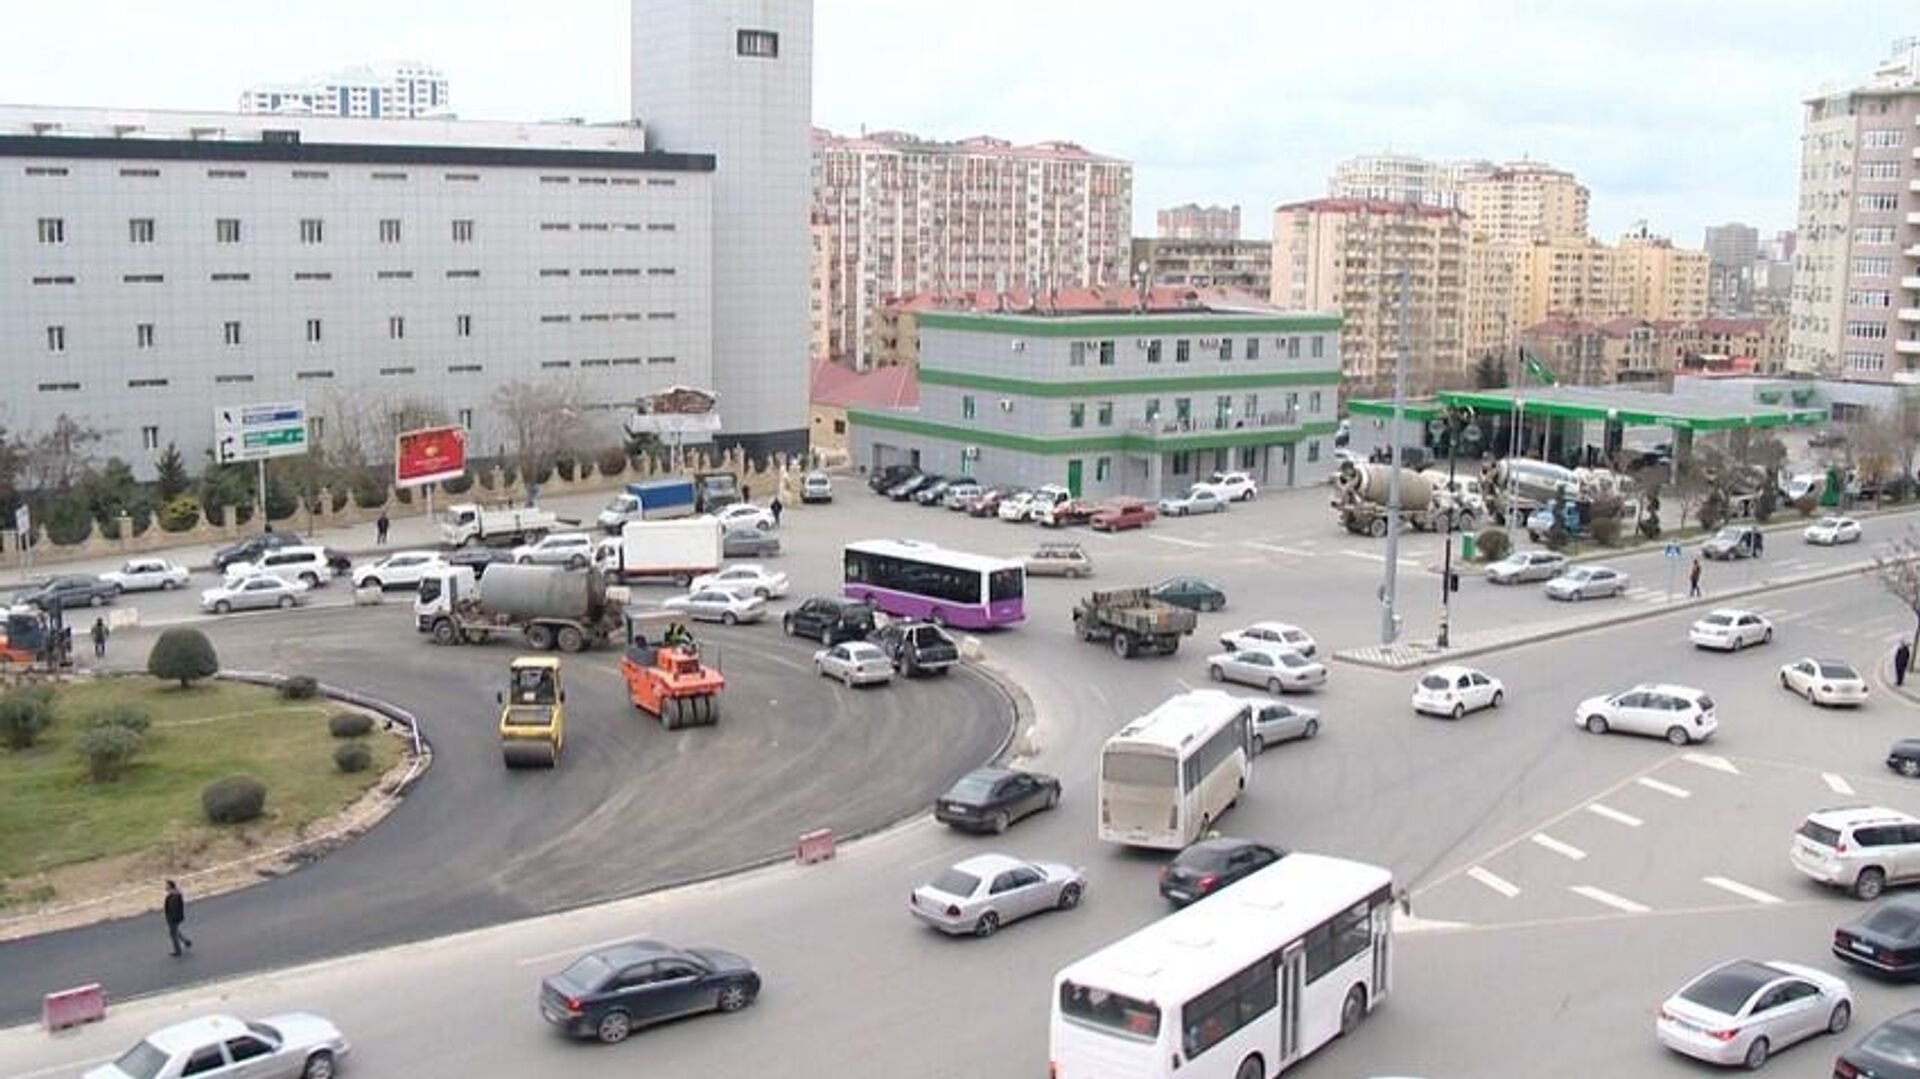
[75,724,144,782]
[440,474,473,494]
[333,741,373,773]
[147,628,219,688]
[279,675,320,700]
[1589,516,1622,547]
[85,704,152,734]
[328,712,374,738]
[1474,527,1512,562]
[201,774,267,824]
[0,692,54,750]
[596,448,629,477]
[10,684,55,708]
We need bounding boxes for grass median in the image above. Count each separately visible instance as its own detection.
[0,677,401,902]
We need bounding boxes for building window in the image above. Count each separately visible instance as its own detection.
[294,271,332,282]
[1308,390,1323,413]
[1863,129,1907,149]
[1238,446,1257,469]
[962,395,975,420]
[216,218,242,243]
[300,218,324,244]
[452,219,475,243]
[1859,194,1900,213]
[306,318,323,343]
[389,316,406,340]
[1311,336,1325,359]
[1144,399,1161,423]
[1070,342,1087,366]
[1307,440,1321,463]
[1175,339,1191,363]
[36,217,64,244]
[141,425,160,450]
[1853,257,1893,277]
[379,218,402,243]
[1098,340,1116,366]
[1860,161,1902,180]
[1175,397,1192,423]
[737,29,779,57]
[1285,336,1301,358]
[1171,451,1192,476]
[223,321,242,346]
[1849,290,1893,308]
[1097,401,1114,427]
[1096,457,1111,483]
[456,313,473,337]
[1247,338,1260,360]
[1147,339,1163,364]
[211,272,251,282]
[31,275,76,285]
[1243,394,1258,419]
[1069,403,1085,429]
[1846,321,1890,340]
[46,325,65,352]
[452,408,471,429]
[136,323,154,348]
[122,274,164,284]
[128,218,155,244]
[1218,338,1233,361]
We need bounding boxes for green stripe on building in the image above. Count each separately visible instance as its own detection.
[915,311,1343,337]
[918,366,1342,397]
[847,408,1339,454]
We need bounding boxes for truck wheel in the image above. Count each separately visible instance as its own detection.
[1369,518,1387,538]
[431,620,458,646]
[556,626,586,653]
[525,624,556,651]
[1113,634,1135,659]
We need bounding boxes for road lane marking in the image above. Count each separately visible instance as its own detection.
[1530,833,1586,860]
[1682,752,1740,775]
[1586,803,1643,827]
[1824,773,1856,795]
[1339,550,1426,569]
[1243,541,1316,557]
[1702,876,1783,905]
[1570,885,1649,914]
[1397,914,1472,933]
[1466,866,1520,898]
[1637,777,1691,798]
[1149,534,1214,549]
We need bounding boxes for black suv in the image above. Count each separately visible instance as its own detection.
[871,620,959,676]
[782,597,875,645]
[212,531,305,571]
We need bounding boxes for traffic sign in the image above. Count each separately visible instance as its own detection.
[1663,542,1683,560]
[214,401,309,464]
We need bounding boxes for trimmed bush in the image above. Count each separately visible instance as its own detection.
[1473,527,1511,563]
[1589,516,1622,547]
[201,774,268,824]
[440,473,473,494]
[147,628,219,688]
[333,741,373,774]
[76,724,145,782]
[596,447,629,477]
[279,675,320,700]
[328,712,374,738]
[0,692,54,750]
[85,704,152,734]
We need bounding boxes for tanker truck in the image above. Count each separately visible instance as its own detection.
[414,563,627,653]
[1330,461,1474,537]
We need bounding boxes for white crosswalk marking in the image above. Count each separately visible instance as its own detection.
[1824,773,1856,796]
[1637,777,1691,798]
[1466,866,1521,898]
[1148,535,1213,549]
[1569,885,1649,914]
[1530,833,1587,860]
[1682,752,1740,775]
[1586,803,1643,827]
[1242,541,1316,557]
[1702,876,1783,905]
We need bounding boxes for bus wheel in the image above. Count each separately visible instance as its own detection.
[1339,985,1368,1036]
[1234,1056,1266,1079]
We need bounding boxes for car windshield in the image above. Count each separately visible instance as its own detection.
[989,568,1024,602]
[1799,820,1843,847]
[1713,529,1742,542]
[930,868,980,897]
[1863,903,1920,937]
[1860,1020,1920,1065]
[1419,675,1450,690]
[947,774,999,802]
[1679,963,1774,1014]
[1175,845,1233,871]
[110,1041,172,1079]
[245,1021,281,1045]
[1278,653,1310,668]
[1700,614,1732,627]
[1058,982,1161,1042]
[560,953,615,990]
[1818,518,1844,528]
[1819,663,1859,679]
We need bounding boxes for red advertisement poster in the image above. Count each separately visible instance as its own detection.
[395,425,467,487]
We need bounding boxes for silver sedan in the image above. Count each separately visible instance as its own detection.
[85,1012,351,1079]
[1207,648,1327,694]
[909,853,1085,937]
[663,588,767,625]
[1247,700,1320,752]
[200,574,308,614]
[1544,565,1628,600]
[814,641,894,686]
[1486,549,1568,584]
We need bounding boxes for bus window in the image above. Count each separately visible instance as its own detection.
[989,568,1024,602]
[1103,753,1177,787]
[1059,982,1160,1042]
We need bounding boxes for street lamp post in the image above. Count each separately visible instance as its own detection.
[1436,404,1474,649]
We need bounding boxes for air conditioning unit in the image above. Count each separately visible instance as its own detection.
[961,446,981,461]
[1136,339,1150,349]
[1010,339,1026,352]
[1198,337,1221,348]
[998,399,1014,412]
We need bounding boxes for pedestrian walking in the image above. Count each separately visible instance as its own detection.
[769,495,783,527]
[743,483,752,503]
[375,511,390,546]
[1754,529,1764,556]
[1688,558,1703,598]
[1898,641,1912,688]
[163,880,193,956]
[90,617,108,660]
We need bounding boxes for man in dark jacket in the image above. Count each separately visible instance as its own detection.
[164,880,193,956]
[1898,641,1912,688]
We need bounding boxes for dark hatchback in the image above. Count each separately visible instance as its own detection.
[934,767,1060,834]
[782,597,875,645]
[1835,895,1920,978]
[212,531,305,571]
[1836,1008,1920,1078]
[1159,838,1287,907]
[1889,739,1920,779]
[539,939,760,1046]
[1150,576,1228,613]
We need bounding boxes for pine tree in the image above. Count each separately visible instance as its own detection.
[154,443,190,501]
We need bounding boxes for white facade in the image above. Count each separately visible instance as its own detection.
[1,106,715,478]
[631,0,814,457]
[240,62,451,120]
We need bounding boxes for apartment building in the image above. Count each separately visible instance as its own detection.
[1129,236,1272,295]
[1787,36,1920,380]
[1327,153,1483,208]
[1270,198,1468,395]
[812,129,1133,370]
[1459,160,1590,245]
[1505,228,1709,328]
[239,62,450,120]
[1519,315,1785,386]
[1156,203,1241,240]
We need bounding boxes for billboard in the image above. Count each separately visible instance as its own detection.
[214,401,309,464]
[395,425,468,488]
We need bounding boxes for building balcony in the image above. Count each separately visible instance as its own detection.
[1125,409,1302,445]
[1900,339,1920,356]
[1907,245,1920,259]
[1906,276,1920,291]
[1902,308,1920,324]
[1910,211,1920,226]
[1911,178,1920,193]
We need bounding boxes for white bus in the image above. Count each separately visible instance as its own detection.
[1098,690,1252,849]
[1050,853,1396,1079]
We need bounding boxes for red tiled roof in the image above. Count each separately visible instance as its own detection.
[809,358,919,410]
[1272,197,1464,219]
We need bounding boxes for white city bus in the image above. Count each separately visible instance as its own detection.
[1050,853,1396,1079]
[1098,690,1252,849]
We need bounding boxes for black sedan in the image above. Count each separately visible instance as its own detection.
[1889,739,1920,779]
[1159,838,1287,907]
[722,527,782,559]
[16,574,117,610]
[933,767,1060,834]
[1835,895,1920,978]
[1837,1008,1920,1078]
[212,531,305,571]
[1150,576,1227,613]
[539,939,760,1045]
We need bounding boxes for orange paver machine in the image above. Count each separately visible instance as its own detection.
[619,609,724,729]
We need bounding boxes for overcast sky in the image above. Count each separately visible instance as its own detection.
[0,1,1910,243]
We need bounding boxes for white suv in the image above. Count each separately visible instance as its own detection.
[511,532,595,568]
[1792,806,1920,900]
[1197,470,1258,502]
[224,545,333,588]
[1574,683,1716,745]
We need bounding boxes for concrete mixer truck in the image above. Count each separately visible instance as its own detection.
[1330,461,1477,537]
[414,562,627,652]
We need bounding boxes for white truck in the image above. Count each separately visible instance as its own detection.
[440,503,562,548]
[594,516,724,586]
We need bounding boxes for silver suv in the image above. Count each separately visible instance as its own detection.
[1791,805,1920,899]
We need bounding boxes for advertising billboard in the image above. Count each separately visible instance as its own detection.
[395,425,468,488]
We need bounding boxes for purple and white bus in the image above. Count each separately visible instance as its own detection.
[843,539,1025,629]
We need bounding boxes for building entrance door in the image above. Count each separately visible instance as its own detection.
[1065,459,1083,498]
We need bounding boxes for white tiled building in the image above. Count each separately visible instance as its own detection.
[2,106,715,477]
[239,62,452,120]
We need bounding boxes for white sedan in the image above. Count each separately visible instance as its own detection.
[1805,516,1863,545]
[1206,648,1327,694]
[1412,666,1505,718]
[1780,657,1869,707]
[815,641,894,686]
[511,532,595,567]
[714,503,777,532]
[663,588,767,625]
[84,1012,352,1079]
[351,550,445,591]
[100,557,190,593]
[1688,608,1774,651]
[1219,621,1317,658]
[1655,959,1851,1070]
[1157,487,1228,517]
[690,563,790,599]
[200,574,308,614]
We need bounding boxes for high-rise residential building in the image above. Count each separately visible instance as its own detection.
[1504,228,1709,328]
[1704,222,1761,315]
[808,213,832,363]
[1130,236,1271,295]
[1615,224,1712,321]
[239,62,450,119]
[633,0,814,456]
[1327,153,1485,208]
[812,129,1133,370]
[1156,203,1241,240]
[1704,223,1761,268]
[1458,160,1590,246]
[1519,315,1785,386]
[1270,198,1468,394]
[1787,36,1920,380]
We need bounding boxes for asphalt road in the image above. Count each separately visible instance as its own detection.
[5,484,1920,1077]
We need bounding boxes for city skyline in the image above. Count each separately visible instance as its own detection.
[0,1,1908,242]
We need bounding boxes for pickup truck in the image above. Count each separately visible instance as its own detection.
[871,620,959,677]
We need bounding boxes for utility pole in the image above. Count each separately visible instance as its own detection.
[1380,268,1410,646]
[1437,405,1471,648]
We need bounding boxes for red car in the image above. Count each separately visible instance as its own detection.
[1089,498,1157,532]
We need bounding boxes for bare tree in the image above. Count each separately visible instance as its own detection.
[22,414,103,492]
[1875,526,1920,656]
[1849,408,1914,496]
[491,380,585,483]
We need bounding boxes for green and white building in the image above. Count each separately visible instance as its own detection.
[849,300,1343,498]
